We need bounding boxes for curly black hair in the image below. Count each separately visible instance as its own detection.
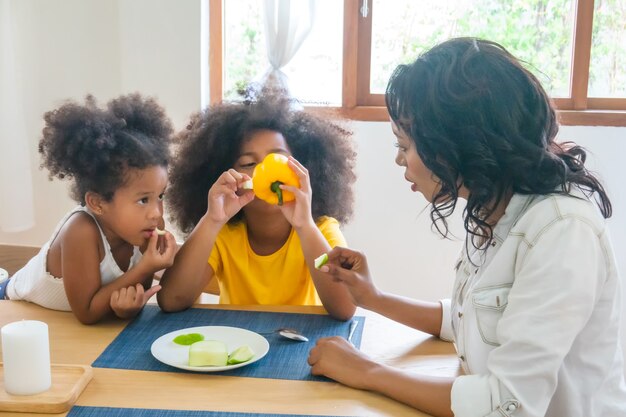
[386,37,611,247]
[39,93,173,203]
[168,94,357,234]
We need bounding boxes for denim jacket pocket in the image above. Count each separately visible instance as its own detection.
[472,285,512,346]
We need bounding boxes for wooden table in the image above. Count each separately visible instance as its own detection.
[0,301,459,416]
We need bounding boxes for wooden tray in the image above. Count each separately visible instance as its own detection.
[0,363,93,413]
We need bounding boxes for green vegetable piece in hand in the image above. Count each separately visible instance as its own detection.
[228,345,255,364]
[314,253,329,269]
[173,333,205,345]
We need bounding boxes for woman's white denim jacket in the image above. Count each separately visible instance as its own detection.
[439,189,626,417]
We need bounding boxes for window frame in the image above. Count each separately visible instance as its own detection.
[210,0,626,126]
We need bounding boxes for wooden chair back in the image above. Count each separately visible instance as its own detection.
[0,244,40,276]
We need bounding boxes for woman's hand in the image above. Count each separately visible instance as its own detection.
[110,283,161,319]
[207,169,255,225]
[308,336,377,390]
[277,157,314,229]
[318,246,380,309]
[140,230,178,273]
[310,336,454,417]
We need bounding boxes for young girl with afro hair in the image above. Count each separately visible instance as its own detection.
[158,93,357,320]
[2,94,178,324]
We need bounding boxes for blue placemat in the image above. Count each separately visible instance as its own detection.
[67,406,334,417]
[93,305,364,381]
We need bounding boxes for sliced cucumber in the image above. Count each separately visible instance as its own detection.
[241,179,254,190]
[189,340,228,366]
[227,345,255,364]
[314,253,329,269]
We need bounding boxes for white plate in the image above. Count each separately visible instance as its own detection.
[151,326,270,372]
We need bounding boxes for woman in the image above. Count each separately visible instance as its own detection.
[308,38,626,417]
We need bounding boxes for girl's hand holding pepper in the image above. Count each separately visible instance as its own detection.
[252,153,300,206]
[249,153,312,229]
[276,156,315,230]
[207,169,255,226]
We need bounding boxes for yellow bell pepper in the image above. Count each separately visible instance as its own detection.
[252,153,300,205]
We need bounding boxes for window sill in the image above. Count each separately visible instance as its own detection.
[306,106,626,127]
[557,110,626,127]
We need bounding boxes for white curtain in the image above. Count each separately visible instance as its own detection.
[0,0,35,232]
[259,0,316,99]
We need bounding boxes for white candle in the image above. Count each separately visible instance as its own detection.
[1,320,51,395]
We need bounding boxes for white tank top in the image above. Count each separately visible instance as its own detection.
[7,206,142,311]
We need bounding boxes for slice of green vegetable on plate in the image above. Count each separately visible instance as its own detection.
[189,340,228,366]
[228,345,255,364]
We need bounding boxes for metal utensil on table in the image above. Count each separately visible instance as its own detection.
[347,320,358,346]
[260,328,309,342]
[277,328,309,342]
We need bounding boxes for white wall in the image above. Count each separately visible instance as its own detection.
[0,0,203,244]
[117,0,204,128]
[1,0,625,364]
[342,122,464,303]
[344,123,626,298]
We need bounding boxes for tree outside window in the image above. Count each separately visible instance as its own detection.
[211,0,626,126]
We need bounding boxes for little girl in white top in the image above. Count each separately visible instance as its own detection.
[4,94,177,324]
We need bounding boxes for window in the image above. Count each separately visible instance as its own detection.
[221,0,343,105]
[210,0,626,126]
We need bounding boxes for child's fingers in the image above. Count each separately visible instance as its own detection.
[234,171,253,190]
[236,185,254,197]
[161,236,178,261]
[110,286,129,310]
[219,169,244,191]
[125,285,137,301]
[162,232,177,251]
[226,168,246,183]
[155,231,172,255]
[132,283,145,307]
[211,183,239,198]
[156,234,165,254]
[212,171,240,196]
[147,230,159,252]
[278,183,305,199]
[286,157,311,191]
[160,232,176,250]
[110,289,120,306]
[117,284,141,309]
[118,286,128,299]
[142,285,161,304]
[239,189,256,206]
[287,156,308,175]
[218,170,237,184]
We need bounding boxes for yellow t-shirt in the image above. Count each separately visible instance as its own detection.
[208,216,346,305]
